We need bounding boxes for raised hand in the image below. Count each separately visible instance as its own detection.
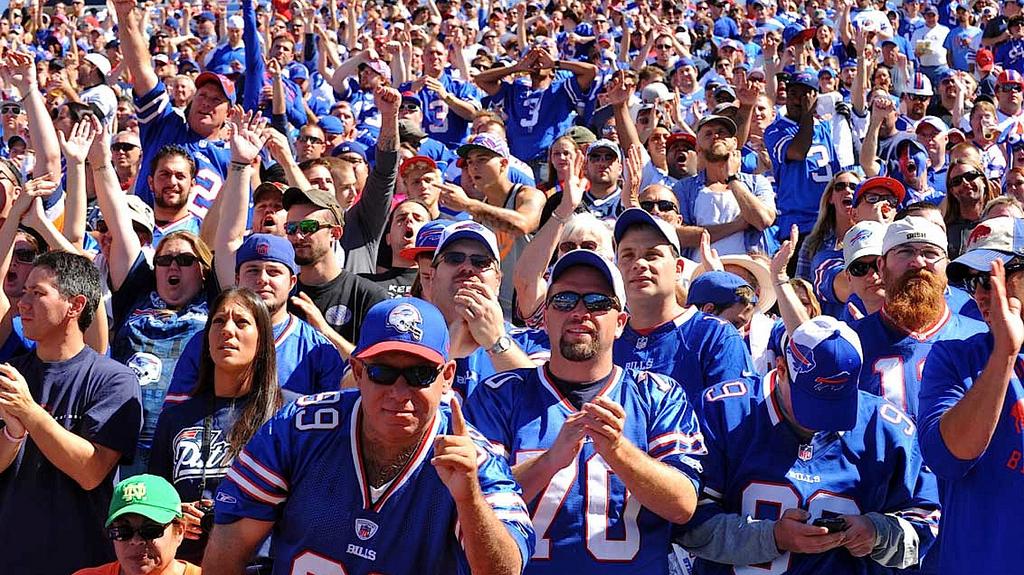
[1,50,36,96]
[770,224,799,281]
[58,118,97,165]
[267,57,284,78]
[699,230,723,271]
[622,144,644,209]
[604,72,635,107]
[736,78,762,108]
[581,396,628,456]
[432,396,482,503]
[227,107,270,165]
[86,115,111,164]
[453,279,504,349]
[374,85,401,118]
[989,259,1024,355]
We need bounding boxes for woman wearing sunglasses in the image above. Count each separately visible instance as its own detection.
[944,158,999,259]
[795,170,862,316]
[149,288,282,564]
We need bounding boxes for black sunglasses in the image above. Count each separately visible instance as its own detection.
[437,251,496,269]
[1,105,22,115]
[285,219,333,236]
[106,522,169,542]
[640,200,678,213]
[111,143,138,153]
[963,261,1024,294]
[906,94,931,102]
[1001,84,1024,93]
[13,248,36,264]
[547,291,620,313]
[154,253,199,267]
[298,135,324,145]
[363,363,441,388]
[833,181,858,191]
[559,240,599,252]
[848,259,878,278]
[950,170,983,187]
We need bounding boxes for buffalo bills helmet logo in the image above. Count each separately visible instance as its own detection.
[387,303,424,340]
[812,371,852,394]
[848,228,873,245]
[787,339,816,375]
[968,224,992,248]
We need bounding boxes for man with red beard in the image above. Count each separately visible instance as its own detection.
[850,216,987,419]
[147,145,203,248]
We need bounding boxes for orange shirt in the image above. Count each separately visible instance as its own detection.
[73,560,201,575]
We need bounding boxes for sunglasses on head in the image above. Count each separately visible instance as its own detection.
[363,363,441,388]
[437,251,495,269]
[848,259,878,277]
[284,219,332,236]
[558,240,599,252]
[106,522,169,542]
[154,253,199,267]
[547,291,620,313]
[640,200,678,213]
[13,248,35,264]
[950,170,982,187]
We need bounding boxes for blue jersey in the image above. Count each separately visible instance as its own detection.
[215,390,535,574]
[681,374,940,575]
[152,213,203,248]
[464,366,705,575]
[453,325,550,399]
[496,74,585,162]
[613,308,755,407]
[853,306,986,419]
[919,334,1024,574]
[810,245,845,318]
[163,314,346,407]
[764,117,847,233]
[399,73,482,149]
[134,82,231,219]
[335,78,381,138]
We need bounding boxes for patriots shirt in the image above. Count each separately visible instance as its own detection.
[679,373,940,575]
[464,366,705,575]
[852,305,987,419]
[134,82,231,219]
[215,391,535,575]
[613,307,755,408]
[764,116,848,233]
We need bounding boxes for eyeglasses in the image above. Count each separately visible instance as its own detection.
[906,94,931,102]
[833,181,858,192]
[547,291,621,313]
[655,44,673,49]
[284,219,333,236]
[949,170,983,187]
[847,259,878,277]
[400,103,421,112]
[298,135,324,145]
[588,152,618,162]
[1000,84,1024,93]
[558,240,599,252]
[106,522,169,542]
[111,143,138,153]
[363,363,441,388]
[13,248,35,264]
[1,105,22,115]
[889,245,946,263]
[154,253,199,267]
[640,200,678,213]
[859,193,897,206]
[436,251,496,269]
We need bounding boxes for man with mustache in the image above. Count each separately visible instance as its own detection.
[850,216,987,418]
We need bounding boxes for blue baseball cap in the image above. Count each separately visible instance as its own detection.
[353,298,450,364]
[433,220,500,262]
[935,66,955,82]
[548,249,626,305]
[788,70,820,92]
[196,10,215,22]
[948,216,1024,282]
[289,65,310,83]
[687,271,757,307]
[614,207,682,255]
[318,115,345,136]
[818,66,836,78]
[783,24,815,47]
[236,233,298,275]
[331,140,368,161]
[399,220,449,260]
[785,316,863,432]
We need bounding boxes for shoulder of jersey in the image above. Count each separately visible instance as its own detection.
[480,368,534,391]
[859,391,918,439]
[694,310,731,327]
[628,369,682,395]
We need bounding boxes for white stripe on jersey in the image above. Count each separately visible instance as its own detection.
[238,450,289,491]
[136,91,170,124]
[226,467,287,505]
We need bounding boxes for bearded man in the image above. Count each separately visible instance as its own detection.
[850,216,987,419]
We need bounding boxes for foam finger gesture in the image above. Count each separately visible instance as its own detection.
[432,396,481,503]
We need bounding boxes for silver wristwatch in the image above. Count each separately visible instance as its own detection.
[489,334,513,355]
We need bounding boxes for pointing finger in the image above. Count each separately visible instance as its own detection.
[449,394,468,437]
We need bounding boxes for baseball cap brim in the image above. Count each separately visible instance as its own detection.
[549,249,626,305]
[353,341,444,364]
[614,207,682,255]
[786,28,816,46]
[194,72,235,103]
[947,249,1016,283]
[105,502,180,527]
[845,248,881,270]
[433,228,500,262]
[789,380,859,432]
[455,142,502,159]
[855,177,906,205]
[398,245,438,260]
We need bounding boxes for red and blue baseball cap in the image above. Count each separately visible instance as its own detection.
[549,249,626,305]
[236,233,298,274]
[456,133,510,159]
[787,69,820,92]
[195,71,236,104]
[998,69,1024,88]
[399,220,449,260]
[948,216,1024,282]
[783,24,815,47]
[785,316,863,432]
[353,298,450,363]
[432,220,500,262]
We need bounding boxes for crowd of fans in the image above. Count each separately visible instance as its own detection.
[0,0,1022,572]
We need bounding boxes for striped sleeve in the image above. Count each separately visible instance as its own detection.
[214,416,293,524]
[133,83,172,126]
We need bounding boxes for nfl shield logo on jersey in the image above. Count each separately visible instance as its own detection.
[636,336,648,350]
[798,443,813,461]
[355,518,379,541]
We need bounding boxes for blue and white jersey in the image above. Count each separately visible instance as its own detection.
[134,82,231,219]
[399,72,482,149]
[215,390,535,574]
[454,325,550,399]
[680,374,941,575]
[764,116,848,233]
[164,314,346,407]
[852,306,986,419]
[495,73,585,162]
[464,366,705,575]
[810,244,846,318]
[335,77,382,138]
[152,213,203,248]
[613,307,755,408]
[919,334,1024,574]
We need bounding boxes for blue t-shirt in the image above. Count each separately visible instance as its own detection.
[0,347,142,574]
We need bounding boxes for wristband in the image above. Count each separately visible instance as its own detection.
[725,174,740,184]
[3,425,26,443]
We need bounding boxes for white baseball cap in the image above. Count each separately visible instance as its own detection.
[843,221,887,269]
[948,216,1024,282]
[82,53,111,78]
[881,216,948,255]
[432,220,500,263]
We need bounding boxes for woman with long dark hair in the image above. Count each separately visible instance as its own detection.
[149,288,282,563]
[944,158,1000,259]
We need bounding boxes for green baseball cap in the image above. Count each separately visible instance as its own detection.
[106,474,183,527]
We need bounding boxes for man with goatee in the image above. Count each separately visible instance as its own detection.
[850,216,987,419]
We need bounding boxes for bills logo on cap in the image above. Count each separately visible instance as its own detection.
[968,224,991,247]
[256,241,270,256]
[387,303,424,341]
[813,371,852,394]
[788,340,817,374]
[849,228,873,244]
[355,518,379,541]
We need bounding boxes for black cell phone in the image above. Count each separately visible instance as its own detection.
[812,517,848,533]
